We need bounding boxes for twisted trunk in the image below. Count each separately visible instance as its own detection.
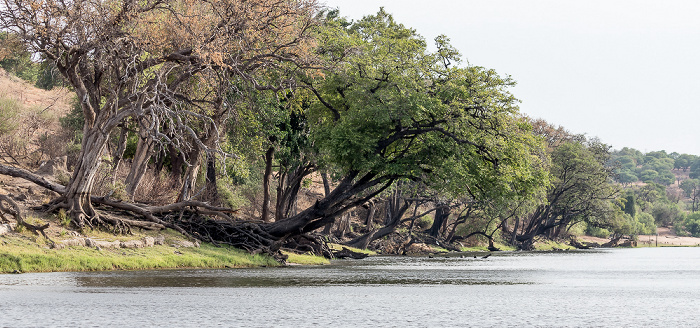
[62,128,110,228]
[125,134,154,197]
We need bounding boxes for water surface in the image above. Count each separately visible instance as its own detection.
[2,247,700,327]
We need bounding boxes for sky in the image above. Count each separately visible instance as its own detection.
[321,0,700,155]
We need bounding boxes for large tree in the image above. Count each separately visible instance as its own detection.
[263,10,549,239]
[0,0,319,228]
[514,137,619,248]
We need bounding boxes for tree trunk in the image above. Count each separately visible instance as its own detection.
[205,151,219,205]
[365,202,376,230]
[335,213,351,239]
[110,127,128,184]
[428,205,450,238]
[274,163,313,221]
[125,134,154,197]
[511,216,520,245]
[169,143,185,186]
[346,199,411,249]
[63,129,110,228]
[321,171,333,234]
[261,147,274,222]
[321,171,331,196]
[177,152,201,202]
[264,170,390,238]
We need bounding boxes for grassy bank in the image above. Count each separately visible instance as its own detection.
[0,235,281,273]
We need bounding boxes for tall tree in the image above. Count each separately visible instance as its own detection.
[263,10,549,239]
[516,135,619,248]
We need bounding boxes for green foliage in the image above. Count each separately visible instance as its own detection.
[57,209,70,227]
[123,132,139,160]
[651,202,681,227]
[635,212,656,235]
[0,32,38,82]
[34,60,63,90]
[311,9,549,204]
[106,182,129,201]
[679,213,700,237]
[59,97,85,140]
[623,192,636,217]
[586,225,610,238]
[545,140,619,234]
[611,148,680,186]
[415,216,434,230]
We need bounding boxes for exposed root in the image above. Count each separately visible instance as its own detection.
[167,214,288,262]
[0,194,55,247]
[282,234,334,259]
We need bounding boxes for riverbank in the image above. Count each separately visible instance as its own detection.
[0,232,280,273]
[0,226,334,273]
[636,227,700,247]
[576,227,700,248]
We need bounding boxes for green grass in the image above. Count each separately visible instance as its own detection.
[533,239,575,251]
[282,251,330,265]
[0,236,279,273]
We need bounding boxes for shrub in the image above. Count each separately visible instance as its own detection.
[586,225,610,239]
[0,97,20,136]
[415,215,433,230]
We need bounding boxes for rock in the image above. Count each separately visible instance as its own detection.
[35,156,68,176]
[120,240,145,248]
[85,238,121,249]
[142,236,155,247]
[154,235,165,245]
[0,223,14,235]
[172,240,198,248]
[54,238,87,249]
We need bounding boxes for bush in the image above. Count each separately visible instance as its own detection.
[679,213,700,237]
[0,33,38,83]
[415,215,433,230]
[59,97,84,138]
[635,212,656,235]
[586,225,610,239]
[0,97,20,136]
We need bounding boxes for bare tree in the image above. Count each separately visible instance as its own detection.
[0,0,320,228]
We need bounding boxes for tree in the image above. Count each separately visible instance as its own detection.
[1,0,320,228]
[262,10,549,239]
[515,136,619,249]
[680,179,700,212]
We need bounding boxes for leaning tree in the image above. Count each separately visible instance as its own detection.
[261,10,550,240]
[0,0,320,228]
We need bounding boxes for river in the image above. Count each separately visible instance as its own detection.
[2,247,700,327]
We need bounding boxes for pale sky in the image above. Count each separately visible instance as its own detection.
[321,0,700,155]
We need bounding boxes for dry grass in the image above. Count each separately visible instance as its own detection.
[0,68,73,169]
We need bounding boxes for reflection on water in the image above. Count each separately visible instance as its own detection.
[2,248,700,327]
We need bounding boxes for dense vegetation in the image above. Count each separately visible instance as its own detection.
[1,1,698,260]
